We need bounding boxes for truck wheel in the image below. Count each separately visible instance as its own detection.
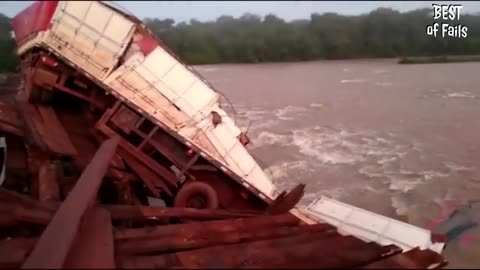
[174,181,219,209]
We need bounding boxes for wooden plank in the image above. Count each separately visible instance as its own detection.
[38,161,60,202]
[47,82,106,110]
[0,202,52,225]
[0,122,23,137]
[16,102,77,157]
[0,102,24,134]
[21,137,119,269]
[0,238,37,269]
[96,122,178,187]
[361,247,448,269]
[0,187,58,211]
[117,230,339,269]
[104,205,263,221]
[116,223,335,255]
[16,101,48,151]
[113,213,299,241]
[120,150,167,197]
[64,207,115,269]
[35,105,77,157]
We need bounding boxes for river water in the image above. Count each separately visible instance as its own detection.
[195,59,480,268]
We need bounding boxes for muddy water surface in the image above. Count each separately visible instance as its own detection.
[195,59,480,268]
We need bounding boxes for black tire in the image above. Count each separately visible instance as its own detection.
[174,181,219,209]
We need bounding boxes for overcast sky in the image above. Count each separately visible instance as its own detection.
[3,1,480,22]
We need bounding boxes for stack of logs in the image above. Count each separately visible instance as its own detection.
[0,153,448,269]
[0,74,448,269]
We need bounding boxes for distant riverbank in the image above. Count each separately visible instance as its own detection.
[399,55,480,64]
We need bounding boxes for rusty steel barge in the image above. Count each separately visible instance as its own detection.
[0,1,448,268]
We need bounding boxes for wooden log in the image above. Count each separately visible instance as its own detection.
[361,247,448,269]
[35,105,78,157]
[116,223,336,255]
[0,187,58,211]
[0,237,37,269]
[120,151,164,197]
[38,161,60,202]
[0,102,22,125]
[16,102,77,157]
[113,213,298,241]
[0,202,52,225]
[0,213,17,226]
[105,205,263,222]
[117,230,339,269]
[16,101,48,152]
[263,244,402,269]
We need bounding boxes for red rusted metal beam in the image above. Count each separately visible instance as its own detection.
[104,205,263,221]
[361,247,448,269]
[21,137,119,269]
[116,223,336,255]
[63,207,115,269]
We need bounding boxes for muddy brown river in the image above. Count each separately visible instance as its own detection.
[195,59,480,268]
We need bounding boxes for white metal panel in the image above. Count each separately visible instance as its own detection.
[226,143,257,176]
[243,166,277,197]
[207,125,238,158]
[176,80,218,118]
[220,111,242,135]
[45,1,135,79]
[305,196,446,254]
[162,65,197,97]
[143,47,177,79]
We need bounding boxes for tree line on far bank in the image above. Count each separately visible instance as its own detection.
[1,7,479,71]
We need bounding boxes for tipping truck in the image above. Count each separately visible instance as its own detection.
[10,0,445,253]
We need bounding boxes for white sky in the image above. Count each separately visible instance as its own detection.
[3,1,480,22]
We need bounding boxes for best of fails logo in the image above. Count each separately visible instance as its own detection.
[426,4,468,38]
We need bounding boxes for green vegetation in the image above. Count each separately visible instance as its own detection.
[145,8,480,64]
[399,54,480,64]
[0,14,18,72]
[1,7,480,69]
